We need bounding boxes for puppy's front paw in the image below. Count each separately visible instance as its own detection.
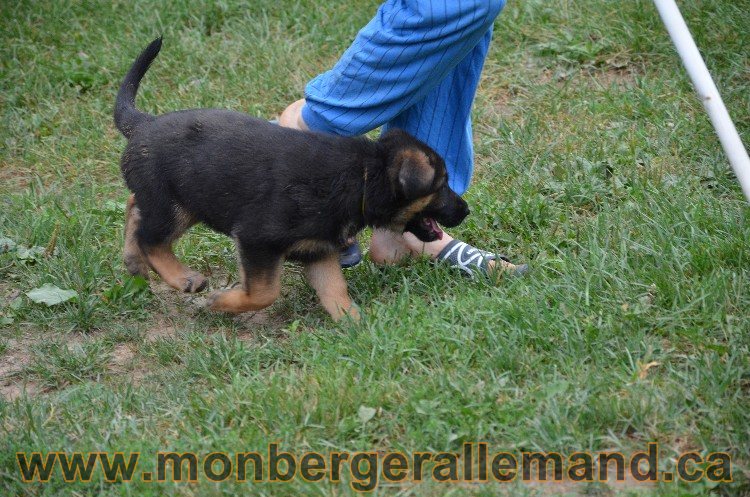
[181,273,208,293]
[333,302,361,322]
[346,303,361,322]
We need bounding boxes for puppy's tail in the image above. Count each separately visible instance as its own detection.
[114,36,162,138]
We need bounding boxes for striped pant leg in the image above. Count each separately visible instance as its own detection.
[382,27,493,195]
[302,0,505,192]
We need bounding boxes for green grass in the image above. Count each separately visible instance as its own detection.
[1,0,749,495]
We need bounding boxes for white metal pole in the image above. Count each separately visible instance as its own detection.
[652,0,750,202]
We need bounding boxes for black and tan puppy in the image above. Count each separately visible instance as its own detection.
[114,37,469,320]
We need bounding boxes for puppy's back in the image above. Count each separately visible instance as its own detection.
[122,109,375,238]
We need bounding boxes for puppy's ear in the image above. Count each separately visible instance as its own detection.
[395,149,435,199]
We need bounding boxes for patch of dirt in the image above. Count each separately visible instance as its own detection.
[1,283,22,306]
[0,333,41,401]
[235,309,282,327]
[106,342,147,385]
[148,273,291,333]
[537,65,638,88]
[0,283,290,400]
[0,331,89,401]
[590,66,638,87]
[143,317,179,342]
[0,159,31,191]
[109,343,136,370]
[0,381,42,402]
[484,88,518,119]
[0,337,33,380]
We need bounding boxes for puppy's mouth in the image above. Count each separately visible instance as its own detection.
[419,217,443,240]
[404,215,450,242]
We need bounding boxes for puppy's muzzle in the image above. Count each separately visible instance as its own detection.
[435,192,469,228]
[405,188,470,242]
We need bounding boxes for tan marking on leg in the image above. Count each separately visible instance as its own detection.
[172,206,196,235]
[304,254,359,321]
[208,264,282,314]
[288,239,332,255]
[123,194,149,277]
[287,239,337,259]
[140,205,205,292]
[143,244,208,293]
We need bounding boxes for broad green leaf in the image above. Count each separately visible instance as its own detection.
[357,405,376,424]
[26,284,78,306]
[0,237,16,254]
[16,246,46,261]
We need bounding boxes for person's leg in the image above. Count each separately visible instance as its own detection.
[380,26,493,196]
[357,19,525,275]
[280,0,526,275]
[290,0,506,136]
[368,26,493,264]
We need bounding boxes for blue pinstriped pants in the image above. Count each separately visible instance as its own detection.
[301,0,506,195]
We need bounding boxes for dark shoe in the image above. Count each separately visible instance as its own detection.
[340,241,362,268]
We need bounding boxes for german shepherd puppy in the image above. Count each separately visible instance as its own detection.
[114,37,469,320]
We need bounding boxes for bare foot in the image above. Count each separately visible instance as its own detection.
[369,229,413,264]
[370,229,453,263]
[278,98,309,130]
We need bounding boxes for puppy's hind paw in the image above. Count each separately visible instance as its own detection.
[206,289,242,314]
[124,254,150,278]
[206,288,277,314]
[206,290,225,311]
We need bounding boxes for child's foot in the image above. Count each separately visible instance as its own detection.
[370,229,528,278]
[278,98,308,130]
[435,239,528,278]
